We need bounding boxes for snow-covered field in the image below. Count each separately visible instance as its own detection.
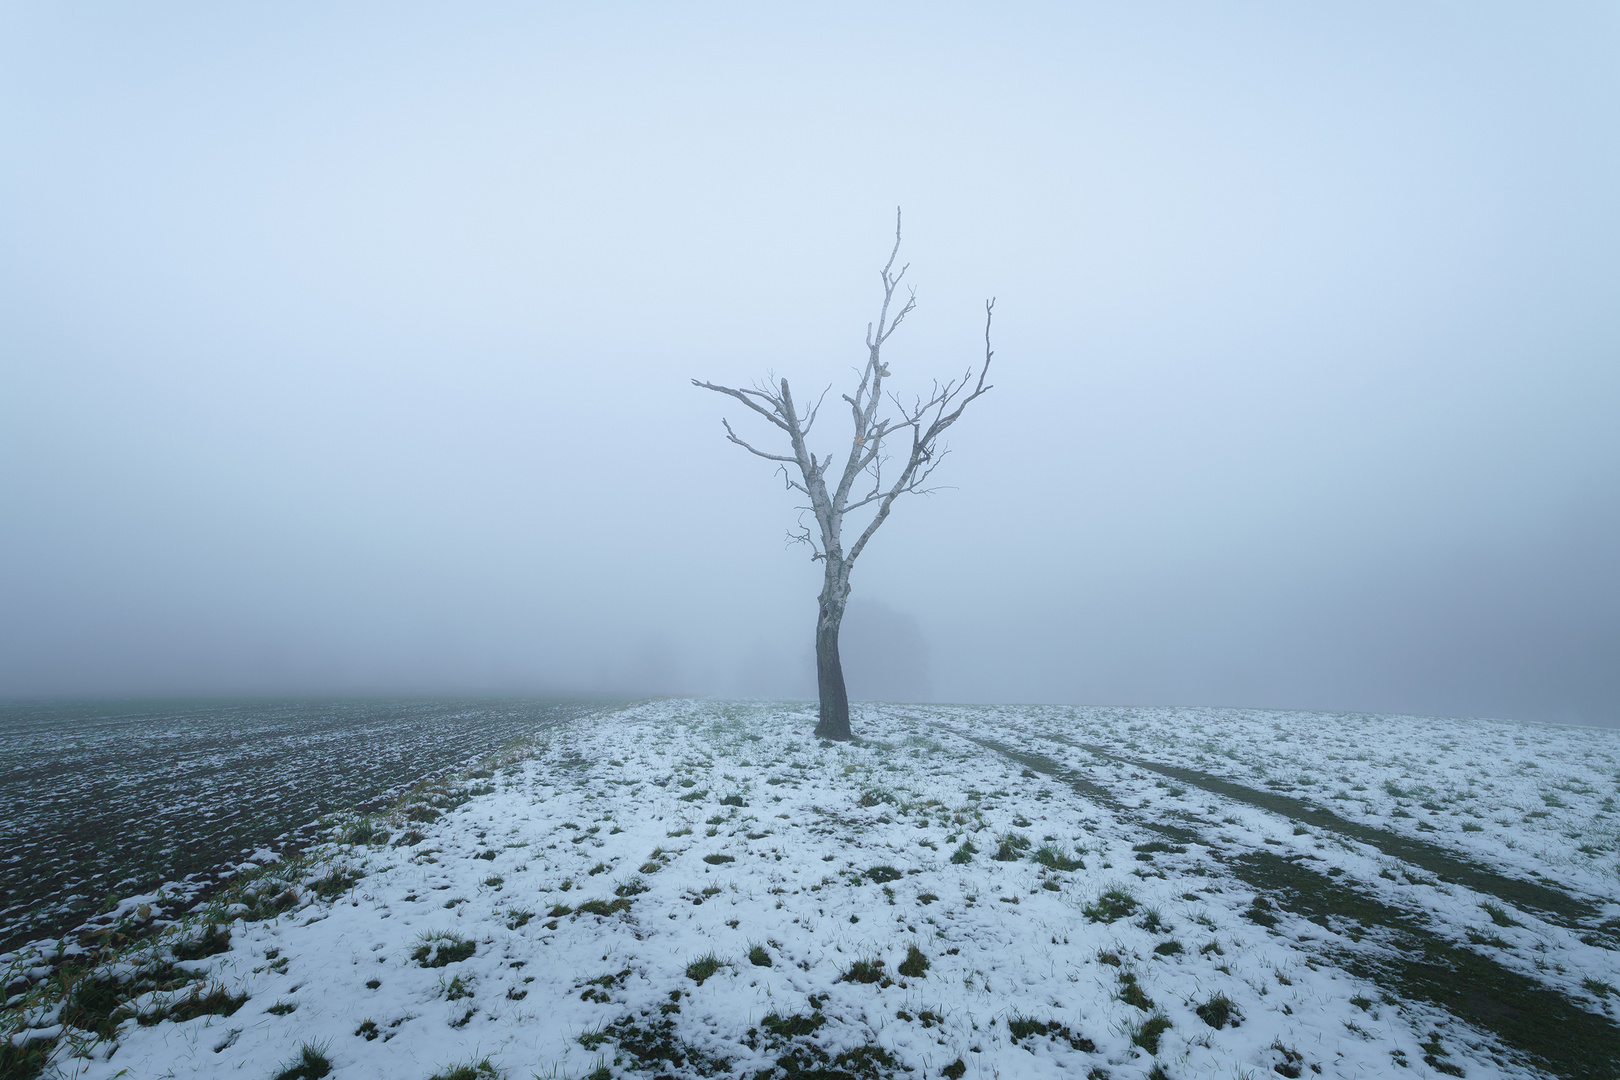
[0,698,603,952]
[5,701,1619,1080]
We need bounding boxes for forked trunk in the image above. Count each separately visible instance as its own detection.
[813,600,851,741]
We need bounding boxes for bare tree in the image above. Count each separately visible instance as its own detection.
[695,210,995,740]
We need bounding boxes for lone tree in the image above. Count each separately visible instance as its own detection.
[695,210,995,740]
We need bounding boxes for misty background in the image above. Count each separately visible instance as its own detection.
[2,4,1616,725]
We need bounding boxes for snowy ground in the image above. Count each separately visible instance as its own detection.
[5,701,1619,1080]
[0,698,606,952]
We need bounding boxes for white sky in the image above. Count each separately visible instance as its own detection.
[2,3,1617,724]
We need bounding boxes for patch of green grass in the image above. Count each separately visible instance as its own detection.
[1083,886,1138,922]
[1130,1013,1171,1055]
[64,972,129,1037]
[1196,991,1240,1028]
[1005,1014,1095,1051]
[0,1036,55,1080]
[992,832,1032,861]
[342,817,387,845]
[865,865,903,883]
[173,924,232,960]
[1270,1039,1307,1078]
[897,945,929,978]
[309,867,361,900]
[266,999,297,1015]
[949,839,978,864]
[614,877,650,897]
[720,793,746,806]
[686,952,723,985]
[748,943,772,967]
[155,983,247,1025]
[582,1014,732,1075]
[761,1010,827,1037]
[839,958,886,984]
[427,1058,503,1080]
[1119,972,1155,1010]
[271,1042,332,1080]
[411,931,476,967]
[1152,939,1183,956]
[575,898,632,917]
[1483,902,1519,927]
[577,969,631,1003]
[1244,895,1278,927]
[1032,844,1084,871]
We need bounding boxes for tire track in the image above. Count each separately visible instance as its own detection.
[944,725,1620,1080]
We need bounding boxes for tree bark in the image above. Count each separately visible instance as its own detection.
[813,573,851,740]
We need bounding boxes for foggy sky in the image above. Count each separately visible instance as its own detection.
[3,3,1617,726]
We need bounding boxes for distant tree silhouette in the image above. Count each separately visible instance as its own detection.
[695,210,994,740]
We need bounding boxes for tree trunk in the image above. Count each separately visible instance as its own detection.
[813,593,851,741]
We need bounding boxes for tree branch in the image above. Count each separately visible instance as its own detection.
[691,379,790,431]
[720,418,797,463]
[693,214,995,579]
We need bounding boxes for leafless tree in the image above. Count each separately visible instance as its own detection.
[695,210,995,740]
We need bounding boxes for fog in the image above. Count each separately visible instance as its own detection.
[3,4,1616,725]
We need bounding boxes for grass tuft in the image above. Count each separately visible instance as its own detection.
[1032,844,1084,871]
[0,1038,56,1080]
[685,952,723,985]
[1130,1013,1172,1055]
[1083,885,1138,922]
[173,924,231,960]
[991,832,1032,861]
[839,958,885,984]
[427,1058,503,1080]
[411,931,476,967]
[270,1042,332,1080]
[1005,1013,1096,1051]
[309,867,361,900]
[897,944,929,978]
[1195,991,1240,1029]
